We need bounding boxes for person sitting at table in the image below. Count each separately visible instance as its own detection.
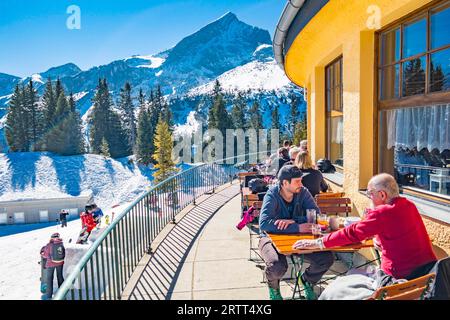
[293,173,437,299]
[294,151,328,198]
[259,165,335,300]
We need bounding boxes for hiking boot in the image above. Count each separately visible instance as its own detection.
[268,287,283,300]
[298,275,317,300]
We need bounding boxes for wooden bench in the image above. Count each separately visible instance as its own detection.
[315,197,352,217]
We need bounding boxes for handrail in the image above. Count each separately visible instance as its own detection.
[53,150,274,300]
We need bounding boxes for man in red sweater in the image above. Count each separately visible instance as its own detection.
[293,173,437,280]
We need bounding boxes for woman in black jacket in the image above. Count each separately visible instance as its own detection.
[294,151,329,198]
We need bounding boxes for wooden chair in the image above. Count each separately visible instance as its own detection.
[369,273,436,300]
[247,201,263,262]
[316,197,352,217]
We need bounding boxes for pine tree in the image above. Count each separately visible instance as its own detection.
[249,101,263,130]
[100,137,111,157]
[288,94,300,138]
[5,85,29,151]
[152,116,178,185]
[89,78,130,158]
[118,82,136,152]
[136,94,154,165]
[24,80,43,151]
[293,111,307,146]
[41,78,57,150]
[155,85,173,130]
[231,92,247,130]
[271,105,280,130]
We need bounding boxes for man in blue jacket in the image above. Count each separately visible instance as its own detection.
[259,165,334,300]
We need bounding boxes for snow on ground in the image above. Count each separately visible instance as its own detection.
[0,152,155,209]
[0,204,127,300]
[0,151,199,299]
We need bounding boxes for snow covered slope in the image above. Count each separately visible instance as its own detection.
[0,152,157,209]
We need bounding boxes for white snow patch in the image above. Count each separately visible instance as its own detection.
[30,74,44,84]
[253,44,272,55]
[188,59,292,96]
[155,70,163,77]
[127,55,165,69]
[72,91,88,101]
[174,111,200,138]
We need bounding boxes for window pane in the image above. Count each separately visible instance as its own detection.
[381,28,401,65]
[379,105,450,197]
[330,115,343,166]
[403,18,427,58]
[430,48,450,92]
[380,64,400,100]
[431,5,450,49]
[402,56,426,97]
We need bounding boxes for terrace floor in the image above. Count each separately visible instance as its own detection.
[121,181,357,300]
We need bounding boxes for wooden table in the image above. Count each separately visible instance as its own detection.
[267,233,374,255]
[267,232,374,299]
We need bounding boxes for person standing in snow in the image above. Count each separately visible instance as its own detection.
[77,205,96,244]
[40,233,65,300]
[59,209,69,228]
[90,203,104,228]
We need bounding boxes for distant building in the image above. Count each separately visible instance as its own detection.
[0,193,93,225]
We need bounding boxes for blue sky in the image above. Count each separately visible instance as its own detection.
[0,0,284,77]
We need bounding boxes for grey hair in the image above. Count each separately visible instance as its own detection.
[289,147,301,159]
[369,173,400,200]
[300,140,307,147]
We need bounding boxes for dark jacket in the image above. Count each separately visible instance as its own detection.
[301,168,329,198]
[259,184,320,236]
[59,212,69,221]
[41,239,65,268]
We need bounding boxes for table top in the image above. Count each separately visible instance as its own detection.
[267,233,374,255]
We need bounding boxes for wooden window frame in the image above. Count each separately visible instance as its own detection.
[325,56,344,170]
[377,0,450,109]
[375,0,450,206]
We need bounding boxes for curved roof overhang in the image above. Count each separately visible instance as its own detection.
[273,0,330,71]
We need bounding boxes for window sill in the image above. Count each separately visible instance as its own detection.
[359,189,450,225]
[323,172,344,187]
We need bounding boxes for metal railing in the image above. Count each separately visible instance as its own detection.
[53,152,270,300]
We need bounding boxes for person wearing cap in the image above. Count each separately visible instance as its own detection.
[258,165,334,300]
[40,233,65,300]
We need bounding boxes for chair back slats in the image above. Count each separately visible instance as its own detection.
[316,196,352,216]
[315,192,345,199]
[316,198,351,205]
[252,201,263,209]
[370,273,436,300]
[319,206,352,214]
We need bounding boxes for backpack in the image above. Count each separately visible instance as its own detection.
[316,159,336,173]
[249,178,268,194]
[51,242,65,263]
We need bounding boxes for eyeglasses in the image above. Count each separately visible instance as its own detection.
[365,189,380,198]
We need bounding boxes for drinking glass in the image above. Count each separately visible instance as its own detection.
[311,224,322,236]
[317,214,329,230]
[306,209,316,224]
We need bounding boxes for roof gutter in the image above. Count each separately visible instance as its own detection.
[273,0,306,70]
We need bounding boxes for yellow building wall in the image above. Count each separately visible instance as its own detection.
[284,0,449,254]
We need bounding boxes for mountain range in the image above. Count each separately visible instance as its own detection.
[0,12,305,151]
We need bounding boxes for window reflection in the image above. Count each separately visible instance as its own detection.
[402,56,426,96]
[381,28,400,65]
[403,18,427,58]
[431,5,450,49]
[380,64,400,99]
[430,48,450,92]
